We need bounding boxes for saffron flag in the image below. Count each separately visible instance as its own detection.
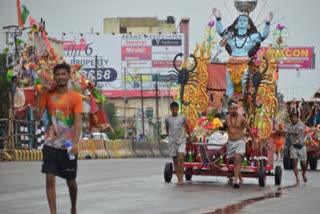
[17,0,29,27]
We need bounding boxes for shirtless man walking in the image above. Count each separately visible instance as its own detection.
[225,101,256,188]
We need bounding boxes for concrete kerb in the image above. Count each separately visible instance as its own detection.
[132,140,146,158]
[142,142,154,158]
[159,141,170,157]
[36,149,43,160]
[14,150,20,161]
[127,140,137,158]
[1,151,12,161]
[78,140,96,160]
[122,139,137,158]
[104,140,119,158]
[8,140,168,161]
[22,150,27,161]
[30,150,34,161]
[113,140,132,158]
[112,140,123,158]
[21,150,27,161]
[113,140,124,158]
[93,139,110,159]
[13,149,43,161]
[149,142,162,157]
[37,149,43,160]
[13,150,19,161]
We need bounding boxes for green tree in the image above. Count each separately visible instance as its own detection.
[103,103,118,128]
[107,128,124,140]
[0,54,10,117]
[0,54,9,95]
[103,102,124,139]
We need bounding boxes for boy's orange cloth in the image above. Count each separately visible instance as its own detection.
[274,123,284,150]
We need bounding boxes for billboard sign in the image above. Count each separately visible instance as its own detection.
[50,33,184,97]
[257,47,315,69]
[51,34,122,90]
[121,33,184,95]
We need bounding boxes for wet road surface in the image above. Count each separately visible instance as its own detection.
[0,158,319,214]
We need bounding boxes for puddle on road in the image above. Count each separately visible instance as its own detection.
[202,186,294,214]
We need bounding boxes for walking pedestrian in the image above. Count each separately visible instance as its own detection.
[165,102,192,185]
[34,64,83,214]
[285,112,308,186]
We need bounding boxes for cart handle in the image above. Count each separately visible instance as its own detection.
[192,142,227,147]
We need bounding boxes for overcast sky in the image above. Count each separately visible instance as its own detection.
[1,0,319,100]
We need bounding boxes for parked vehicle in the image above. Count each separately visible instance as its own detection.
[91,132,110,141]
[82,133,92,140]
[81,132,110,141]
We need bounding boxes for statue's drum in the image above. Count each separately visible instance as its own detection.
[234,0,258,13]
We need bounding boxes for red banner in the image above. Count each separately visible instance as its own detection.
[121,46,151,53]
[121,53,151,60]
[152,61,181,67]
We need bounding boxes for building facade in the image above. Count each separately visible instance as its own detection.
[103,16,190,137]
[104,16,176,34]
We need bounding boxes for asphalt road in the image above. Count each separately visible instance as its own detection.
[0,158,319,214]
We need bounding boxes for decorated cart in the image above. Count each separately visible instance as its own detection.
[4,17,110,152]
[164,0,285,186]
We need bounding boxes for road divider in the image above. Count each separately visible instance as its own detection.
[159,141,170,157]
[113,140,134,158]
[78,140,96,160]
[105,140,118,158]
[93,139,109,159]
[142,142,154,157]
[132,140,147,158]
[122,140,137,158]
[2,140,170,162]
[150,142,162,157]
[13,149,43,161]
[0,151,12,161]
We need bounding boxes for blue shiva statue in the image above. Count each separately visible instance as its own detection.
[213,8,273,99]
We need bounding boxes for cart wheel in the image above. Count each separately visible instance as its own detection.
[258,167,266,187]
[164,162,173,183]
[275,165,282,185]
[309,158,318,170]
[185,168,193,181]
[283,157,293,170]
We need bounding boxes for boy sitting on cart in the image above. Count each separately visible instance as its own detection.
[225,101,256,188]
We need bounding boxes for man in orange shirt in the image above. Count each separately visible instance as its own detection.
[35,64,83,214]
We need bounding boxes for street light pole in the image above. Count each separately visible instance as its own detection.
[167,82,171,115]
[140,74,145,136]
[155,74,160,143]
[95,55,98,86]
[124,68,127,139]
